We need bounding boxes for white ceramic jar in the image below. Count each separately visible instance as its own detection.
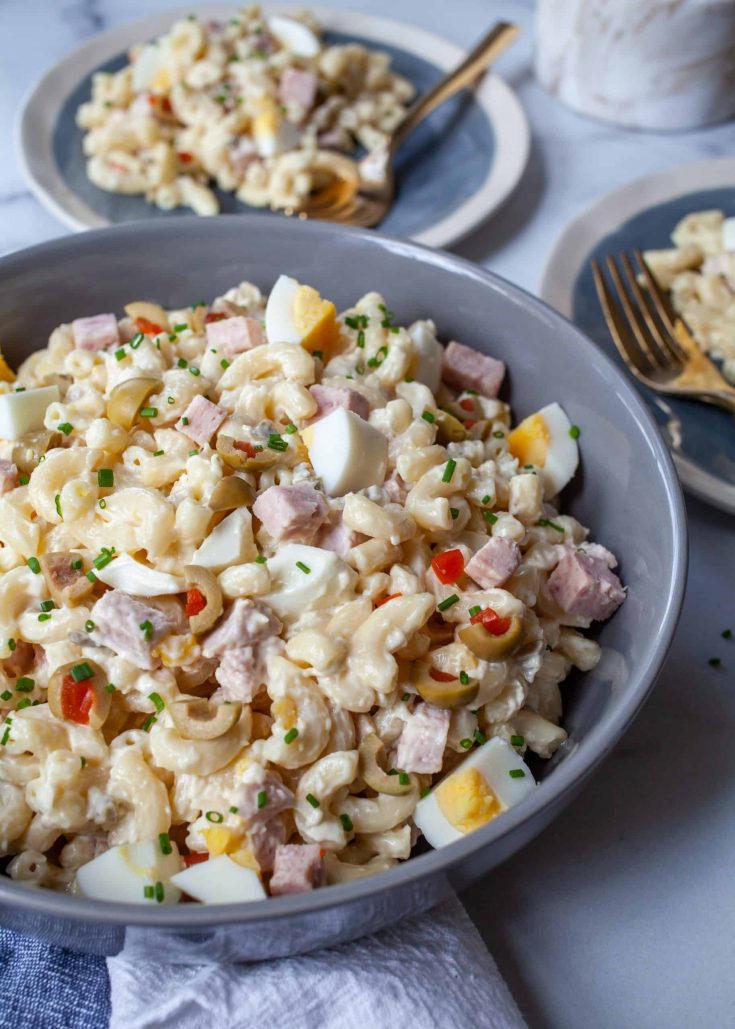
[535,0,735,130]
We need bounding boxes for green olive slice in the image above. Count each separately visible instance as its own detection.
[209,476,254,511]
[359,734,415,796]
[124,301,170,332]
[107,377,160,430]
[458,615,523,661]
[169,697,242,740]
[216,435,279,472]
[47,660,111,730]
[12,431,62,475]
[184,565,223,634]
[414,669,479,709]
[435,410,470,444]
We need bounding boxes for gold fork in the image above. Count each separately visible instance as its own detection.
[290,21,520,226]
[592,248,735,414]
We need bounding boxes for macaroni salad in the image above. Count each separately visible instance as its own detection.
[0,276,625,905]
[643,208,735,384]
[75,6,414,215]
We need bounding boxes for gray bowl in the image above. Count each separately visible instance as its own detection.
[0,217,686,961]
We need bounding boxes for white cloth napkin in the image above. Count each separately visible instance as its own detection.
[107,895,525,1029]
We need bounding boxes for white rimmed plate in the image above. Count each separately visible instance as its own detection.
[17,5,529,249]
[540,156,735,515]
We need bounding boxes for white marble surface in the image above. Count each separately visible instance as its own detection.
[2,1,735,1026]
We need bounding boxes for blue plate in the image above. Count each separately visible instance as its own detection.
[20,10,529,248]
[572,187,735,505]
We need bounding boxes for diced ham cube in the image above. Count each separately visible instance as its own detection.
[71,314,120,352]
[176,395,227,447]
[0,459,18,494]
[395,703,450,774]
[383,472,409,505]
[270,843,324,895]
[238,771,294,825]
[202,599,281,659]
[308,384,370,423]
[205,316,264,357]
[253,483,328,542]
[578,542,618,569]
[315,512,364,556]
[548,550,625,622]
[88,590,178,669]
[250,817,287,873]
[279,68,318,110]
[466,537,521,589]
[441,340,505,398]
[214,645,266,702]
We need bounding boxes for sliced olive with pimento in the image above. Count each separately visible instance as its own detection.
[12,431,63,475]
[169,697,242,741]
[414,665,479,708]
[434,410,470,444]
[47,659,111,729]
[458,607,523,660]
[208,475,254,511]
[124,301,170,335]
[216,435,279,473]
[359,733,415,796]
[106,377,160,430]
[183,565,223,634]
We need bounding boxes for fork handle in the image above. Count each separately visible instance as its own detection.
[389,22,521,154]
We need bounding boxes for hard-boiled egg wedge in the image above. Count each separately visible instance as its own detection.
[301,407,388,496]
[93,553,184,595]
[170,854,266,904]
[0,349,15,384]
[264,542,355,621]
[267,15,321,57]
[414,737,535,849]
[194,508,257,572]
[0,385,59,440]
[265,274,340,354]
[408,321,443,393]
[131,43,163,92]
[507,402,579,497]
[252,100,300,159]
[76,838,182,905]
[723,216,735,252]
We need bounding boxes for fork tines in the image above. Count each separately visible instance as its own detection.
[592,248,688,380]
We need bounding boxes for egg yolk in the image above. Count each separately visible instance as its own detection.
[252,100,282,139]
[507,413,550,468]
[202,826,240,857]
[0,351,15,383]
[292,285,340,353]
[436,766,504,833]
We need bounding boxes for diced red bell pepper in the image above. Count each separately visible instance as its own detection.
[60,674,95,725]
[182,852,209,868]
[185,588,207,618]
[470,607,511,636]
[375,592,403,607]
[431,549,465,585]
[204,312,227,324]
[459,398,475,412]
[177,151,193,164]
[135,317,164,335]
[233,440,259,458]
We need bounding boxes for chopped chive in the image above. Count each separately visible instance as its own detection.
[402,692,410,702]
[438,594,460,612]
[442,459,456,483]
[468,605,481,618]
[181,416,189,424]
[398,771,410,786]
[482,510,498,525]
[481,495,492,505]
[85,619,95,632]
[189,366,200,376]
[15,677,34,693]
[220,358,230,370]
[177,358,188,368]
[173,323,188,333]
[459,671,470,685]
[255,555,267,564]
[27,557,41,574]
[139,620,153,641]
[569,425,581,439]
[97,468,113,489]
[167,396,175,405]
[510,734,525,747]
[205,810,224,824]
[57,422,73,436]
[474,729,487,745]
[450,507,459,520]
[7,639,15,651]
[256,791,268,810]
[492,430,505,439]
[38,613,51,622]
[339,813,353,831]
[18,475,29,485]
[229,806,239,814]
[188,449,199,457]
[139,407,158,418]
[129,333,145,349]
[154,881,164,904]
[104,683,116,694]
[0,723,10,746]
[141,715,157,732]
[71,662,94,682]
[708,657,722,668]
[39,600,55,612]
[420,787,431,799]
[295,561,311,574]
[98,499,106,509]
[267,434,288,452]
[0,691,11,702]
[538,518,564,534]
[509,769,526,778]
[143,885,154,900]
[421,410,436,423]
[305,793,320,808]
[460,738,473,749]
[149,691,165,713]
[284,423,297,434]
[153,449,164,457]
[114,348,126,362]
[93,548,114,570]
[284,727,299,744]
[158,832,172,855]
[357,330,365,348]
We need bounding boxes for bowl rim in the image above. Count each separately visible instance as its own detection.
[0,216,688,927]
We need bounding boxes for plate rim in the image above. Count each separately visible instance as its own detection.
[15,3,530,249]
[539,155,735,516]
